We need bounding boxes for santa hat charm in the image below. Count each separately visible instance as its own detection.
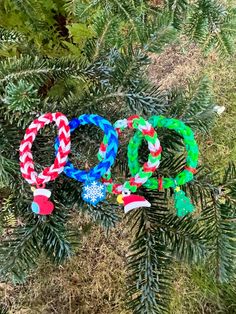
[31,188,54,215]
[117,190,151,214]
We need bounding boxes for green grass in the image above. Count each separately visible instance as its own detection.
[170,54,236,314]
[1,216,130,314]
[170,264,236,314]
[201,55,236,170]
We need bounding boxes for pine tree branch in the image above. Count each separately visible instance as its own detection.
[200,163,236,282]
[155,213,208,263]
[0,56,88,86]
[0,209,79,282]
[93,18,113,60]
[127,208,172,313]
[126,195,173,313]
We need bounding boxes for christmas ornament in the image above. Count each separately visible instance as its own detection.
[128,115,199,217]
[82,181,107,206]
[117,190,151,214]
[174,187,195,217]
[99,115,162,212]
[31,188,54,215]
[55,114,119,205]
[19,112,71,215]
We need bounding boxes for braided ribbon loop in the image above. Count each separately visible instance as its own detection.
[99,115,162,195]
[19,112,71,215]
[19,112,71,186]
[55,114,118,181]
[55,114,119,206]
[128,115,199,216]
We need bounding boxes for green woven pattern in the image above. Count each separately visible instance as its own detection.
[99,116,162,194]
[128,115,199,189]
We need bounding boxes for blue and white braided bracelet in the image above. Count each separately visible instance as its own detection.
[55,114,119,205]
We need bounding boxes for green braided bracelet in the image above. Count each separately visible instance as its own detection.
[128,115,199,217]
[99,115,162,195]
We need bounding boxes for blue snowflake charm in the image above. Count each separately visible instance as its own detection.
[82,181,107,205]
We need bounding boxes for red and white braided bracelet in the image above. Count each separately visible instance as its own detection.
[19,112,71,215]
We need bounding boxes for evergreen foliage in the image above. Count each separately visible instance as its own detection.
[201,162,236,283]
[0,1,236,313]
[167,76,216,133]
[185,0,236,55]
[4,79,40,113]
[126,162,236,312]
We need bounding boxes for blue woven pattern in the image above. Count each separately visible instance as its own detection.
[55,114,119,183]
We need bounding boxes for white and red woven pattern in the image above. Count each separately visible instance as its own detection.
[100,115,162,195]
[19,112,71,187]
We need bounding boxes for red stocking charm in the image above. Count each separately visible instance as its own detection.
[19,112,71,215]
[31,189,54,215]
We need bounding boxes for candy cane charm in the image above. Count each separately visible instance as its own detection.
[19,112,71,215]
